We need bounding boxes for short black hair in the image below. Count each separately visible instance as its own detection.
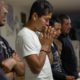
[58,14,70,24]
[28,0,53,20]
[49,15,61,26]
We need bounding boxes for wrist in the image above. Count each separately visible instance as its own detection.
[2,58,17,73]
[40,49,50,53]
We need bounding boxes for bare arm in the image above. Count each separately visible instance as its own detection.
[1,53,24,80]
[12,52,25,76]
[24,26,55,74]
[25,50,46,74]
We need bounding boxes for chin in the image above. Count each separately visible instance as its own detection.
[0,23,5,27]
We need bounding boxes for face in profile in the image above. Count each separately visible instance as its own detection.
[62,18,71,34]
[33,13,52,32]
[52,22,61,38]
[0,0,8,26]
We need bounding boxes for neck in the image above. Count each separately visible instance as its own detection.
[25,20,36,32]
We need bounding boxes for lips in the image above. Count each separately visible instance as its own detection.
[2,17,6,21]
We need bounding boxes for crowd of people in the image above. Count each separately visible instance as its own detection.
[0,0,80,80]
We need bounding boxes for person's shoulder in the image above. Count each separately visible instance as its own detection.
[0,36,6,40]
[17,27,37,42]
[18,27,27,34]
[18,27,35,37]
[17,27,28,38]
[0,36,8,44]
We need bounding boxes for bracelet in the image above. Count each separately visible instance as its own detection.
[40,49,50,53]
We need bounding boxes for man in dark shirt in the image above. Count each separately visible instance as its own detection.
[58,14,78,79]
[50,15,75,80]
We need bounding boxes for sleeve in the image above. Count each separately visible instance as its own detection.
[21,35,40,57]
[51,65,66,80]
[6,44,15,56]
[2,37,15,56]
[61,46,78,79]
[0,68,8,80]
[60,38,78,79]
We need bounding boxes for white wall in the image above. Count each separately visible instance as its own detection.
[5,0,80,12]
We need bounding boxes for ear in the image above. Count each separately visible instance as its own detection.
[32,12,38,21]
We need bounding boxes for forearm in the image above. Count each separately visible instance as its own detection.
[28,51,46,74]
[5,72,14,80]
[13,61,25,76]
[12,53,25,76]
[1,58,25,76]
[38,50,46,68]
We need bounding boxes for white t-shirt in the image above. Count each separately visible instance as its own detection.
[16,27,53,80]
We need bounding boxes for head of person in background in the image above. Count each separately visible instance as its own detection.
[58,14,71,35]
[0,0,8,26]
[49,15,61,39]
[26,0,53,32]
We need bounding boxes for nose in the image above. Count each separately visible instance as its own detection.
[59,30,61,35]
[69,24,71,29]
[3,7,8,14]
